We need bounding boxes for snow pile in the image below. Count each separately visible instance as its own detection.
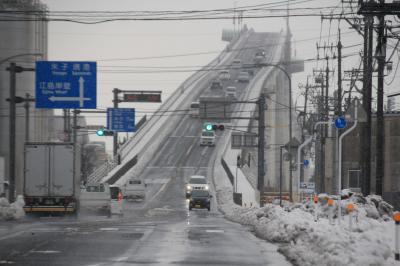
[0,196,25,221]
[218,193,396,266]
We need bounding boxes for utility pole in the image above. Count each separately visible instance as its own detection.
[6,63,34,202]
[258,93,265,207]
[376,5,386,195]
[112,88,120,157]
[300,78,309,183]
[7,63,17,203]
[360,15,373,196]
[337,30,343,116]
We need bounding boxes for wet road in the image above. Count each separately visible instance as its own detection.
[0,32,291,266]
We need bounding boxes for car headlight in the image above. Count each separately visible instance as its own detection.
[186,185,192,190]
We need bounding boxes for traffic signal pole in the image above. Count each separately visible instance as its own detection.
[113,88,120,157]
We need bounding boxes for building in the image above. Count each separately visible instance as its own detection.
[322,112,400,210]
[0,0,53,197]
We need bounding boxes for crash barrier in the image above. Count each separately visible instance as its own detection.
[394,212,400,261]
[221,157,234,185]
[135,115,147,132]
[261,192,290,204]
[107,155,138,185]
[86,157,118,184]
[233,192,242,206]
[85,118,146,184]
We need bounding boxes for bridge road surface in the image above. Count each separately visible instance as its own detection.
[0,32,291,266]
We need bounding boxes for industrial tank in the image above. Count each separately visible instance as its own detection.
[0,0,53,196]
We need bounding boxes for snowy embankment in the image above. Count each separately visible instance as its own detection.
[0,196,25,221]
[216,186,397,266]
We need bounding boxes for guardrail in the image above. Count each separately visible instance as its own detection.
[221,158,234,185]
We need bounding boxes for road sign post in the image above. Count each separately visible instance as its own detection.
[107,108,136,132]
[35,61,97,109]
[337,100,359,225]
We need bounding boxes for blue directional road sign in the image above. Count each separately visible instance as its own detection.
[107,108,136,132]
[303,159,310,167]
[335,117,347,129]
[36,61,97,109]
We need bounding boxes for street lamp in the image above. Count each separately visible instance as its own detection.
[0,53,43,65]
[259,63,293,201]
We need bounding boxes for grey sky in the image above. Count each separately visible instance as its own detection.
[40,0,399,152]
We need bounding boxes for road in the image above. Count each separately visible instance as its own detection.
[0,32,291,266]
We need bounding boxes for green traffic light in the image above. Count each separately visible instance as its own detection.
[96,129,105,136]
[205,124,213,131]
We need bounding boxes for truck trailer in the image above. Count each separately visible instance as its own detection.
[23,143,80,214]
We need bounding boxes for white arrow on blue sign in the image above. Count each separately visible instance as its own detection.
[335,117,347,129]
[35,61,97,109]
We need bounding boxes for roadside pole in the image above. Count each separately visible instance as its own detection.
[112,88,120,156]
[297,135,313,198]
[337,101,358,224]
[279,145,284,207]
[328,198,334,225]
[394,212,400,261]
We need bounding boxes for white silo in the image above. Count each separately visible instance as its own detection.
[0,0,53,199]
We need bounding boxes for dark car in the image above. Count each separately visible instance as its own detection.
[210,80,223,90]
[189,190,212,211]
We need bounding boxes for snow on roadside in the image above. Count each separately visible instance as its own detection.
[0,196,25,221]
[216,191,396,266]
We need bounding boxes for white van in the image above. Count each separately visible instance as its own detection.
[219,70,231,81]
[190,101,200,117]
[225,86,237,99]
[200,130,215,146]
[123,179,146,200]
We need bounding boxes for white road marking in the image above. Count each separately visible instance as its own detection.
[148,178,171,203]
[99,228,119,231]
[146,166,209,169]
[205,230,225,233]
[201,146,208,156]
[30,250,61,254]
[169,136,198,138]
[147,178,168,184]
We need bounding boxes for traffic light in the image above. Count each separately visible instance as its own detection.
[96,129,114,136]
[205,123,213,131]
[204,123,225,131]
[213,124,225,131]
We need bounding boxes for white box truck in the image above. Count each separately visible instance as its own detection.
[23,143,80,214]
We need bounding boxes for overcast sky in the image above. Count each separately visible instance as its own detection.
[40,0,399,152]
